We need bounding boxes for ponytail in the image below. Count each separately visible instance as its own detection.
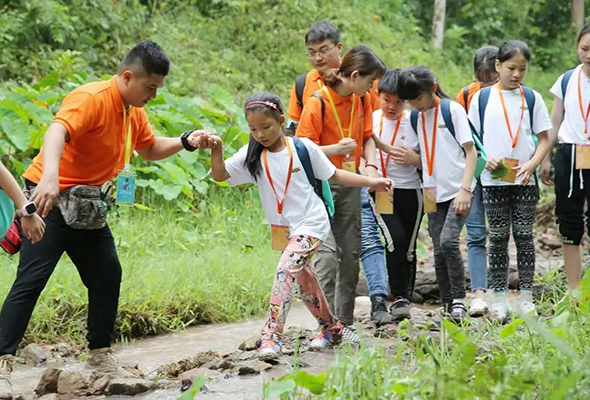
[324,44,386,88]
[397,65,449,101]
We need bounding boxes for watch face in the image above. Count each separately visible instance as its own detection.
[25,203,37,214]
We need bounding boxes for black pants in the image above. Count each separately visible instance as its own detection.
[554,143,590,245]
[379,188,424,299]
[0,206,121,355]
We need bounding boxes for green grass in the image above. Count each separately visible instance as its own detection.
[264,268,590,399]
[0,186,279,346]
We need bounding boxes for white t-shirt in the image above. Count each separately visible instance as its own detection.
[550,64,590,144]
[373,109,422,189]
[469,86,552,187]
[225,136,336,241]
[416,100,475,203]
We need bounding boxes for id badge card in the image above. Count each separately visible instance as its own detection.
[576,144,590,169]
[375,191,393,214]
[424,186,437,213]
[271,224,290,251]
[500,157,519,183]
[342,155,357,173]
[116,164,136,204]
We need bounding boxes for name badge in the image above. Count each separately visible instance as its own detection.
[375,191,393,214]
[576,144,590,169]
[342,155,357,173]
[271,224,290,251]
[424,186,437,213]
[116,165,136,204]
[500,158,519,183]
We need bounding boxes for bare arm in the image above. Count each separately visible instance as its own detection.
[30,123,67,218]
[329,169,393,192]
[210,138,230,182]
[136,137,184,161]
[0,163,29,209]
[454,141,476,215]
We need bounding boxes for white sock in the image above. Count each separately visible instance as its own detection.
[494,291,508,304]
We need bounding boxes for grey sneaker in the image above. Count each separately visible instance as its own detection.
[0,355,13,400]
[390,297,411,321]
[87,348,135,378]
[370,295,394,325]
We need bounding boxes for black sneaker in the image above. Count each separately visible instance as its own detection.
[371,295,394,325]
[450,302,468,323]
[390,297,411,321]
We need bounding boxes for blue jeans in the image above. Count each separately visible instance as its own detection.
[466,181,487,291]
[360,189,388,297]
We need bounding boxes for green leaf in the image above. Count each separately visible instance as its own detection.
[1,114,30,151]
[499,318,524,338]
[265,379,296,397]
[294,371,326,395]
[178,374,206,400]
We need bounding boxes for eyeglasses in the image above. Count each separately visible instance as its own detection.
[306,44,337,59]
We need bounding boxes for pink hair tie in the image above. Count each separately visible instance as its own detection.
[245,100,282,114]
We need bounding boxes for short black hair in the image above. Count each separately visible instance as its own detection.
[473,46,498,84]
[377,69,401,95]
[578,21,590,43]
[397,65,449,101]
[119,41,170,76]
[305,21,341,45]
[497,40,531,63]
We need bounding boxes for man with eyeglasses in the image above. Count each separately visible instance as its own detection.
[287,21,379,126]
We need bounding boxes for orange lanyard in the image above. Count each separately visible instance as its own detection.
[421,98,440,178]
[378,114,402,178]
[263,137,294,215]
[496,83,525,149]
[577,68,590,137]
[322,86,357,139]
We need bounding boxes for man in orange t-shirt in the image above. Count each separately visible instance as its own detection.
[287,21,379,125]
[0,41,207,387]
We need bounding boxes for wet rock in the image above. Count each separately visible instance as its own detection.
[21,343,48,366]
[156,379,179,389]
[38,395,58,400]
[238,350,257,361]
[35,368,62,396]
[157,351,222,379]
[282,347,295,356]
[105,379,158,396]
[57,371,110,396]
[238,335,260,351]
[52,343,70,358]
[121,363,145,378]
[353,296,371,320]
[14,395,26,400]
[213,359,234,370]
[539,235,561,250]
[180,367,221,390]
[411,292,424,304]
[409,309,429,327]
[374,325,397,339]
[237,361,272,375]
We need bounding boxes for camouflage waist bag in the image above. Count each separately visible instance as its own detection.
[58,185,114,230]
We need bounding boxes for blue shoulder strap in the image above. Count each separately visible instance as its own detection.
[521,85,536,133]
[562,68,575,98]
[410,109,418,134]
[291,136,315,187]
[439,98,455,139]
[478,86,492,137]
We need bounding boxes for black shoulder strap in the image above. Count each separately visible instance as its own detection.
[462,86,470,111]
[292,137,315,188]
[522,85,536,134]
[295,73,307,110]
[410,109,419,134]
[311,92,325,121]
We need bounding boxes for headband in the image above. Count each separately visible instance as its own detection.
[245,100,282,114]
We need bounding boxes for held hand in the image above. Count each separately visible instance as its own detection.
[540,158,553,186]
[390,146,420,166]
[485,157,501,171]
[188,130,218,149]
[30,176,59,218]
[362,165,381,179]
[454,188,472,215]
[514,160,537,186]
[368,177,394,193]
[337,138,357,155]
[20,214,46,244]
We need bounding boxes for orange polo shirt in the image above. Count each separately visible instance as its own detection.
[296,85,373,169]
[288,68,380,122]
[455,82,482,111]
[24,76,156,190]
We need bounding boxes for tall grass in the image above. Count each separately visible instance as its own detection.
[0,186,278,346]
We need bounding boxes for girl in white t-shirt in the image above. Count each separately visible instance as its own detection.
[195,92,392,361]
[371,69,423,321]
[541,23,590,305]
[468,40,552,322]
[397,66,477,323]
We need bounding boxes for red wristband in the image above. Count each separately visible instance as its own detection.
[365,163,378,170]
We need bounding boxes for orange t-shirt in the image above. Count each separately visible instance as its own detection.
[296,85,373,169]
[288,68,379,122]
[455,82,482,111]
[24,77,156,190]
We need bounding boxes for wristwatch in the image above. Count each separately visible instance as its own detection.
[180,130,197,152]
[17,202,37,218]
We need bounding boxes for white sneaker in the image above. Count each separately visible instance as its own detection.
[518,290,537,316]
[489,301,509,323]
[469,297,488,317]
